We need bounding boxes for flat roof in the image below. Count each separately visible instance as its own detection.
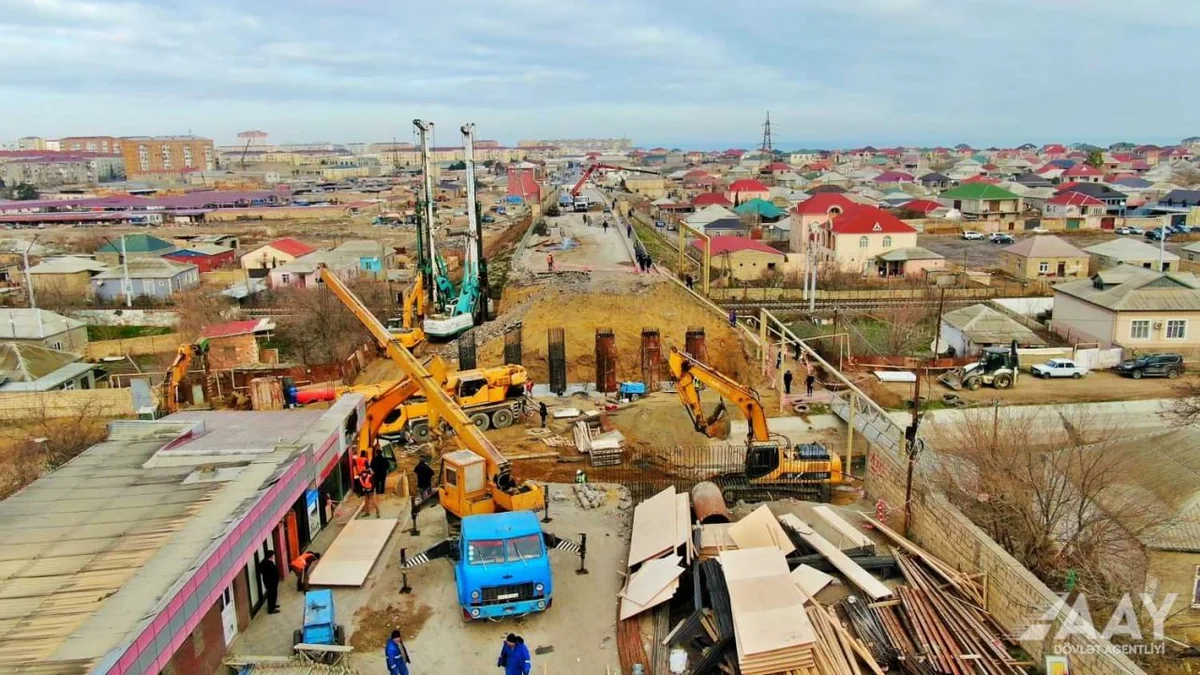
[0,406,347,672]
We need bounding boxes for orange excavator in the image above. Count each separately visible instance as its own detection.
[667,346,844,502]
[160,340,207,414]
[319,266,544,524]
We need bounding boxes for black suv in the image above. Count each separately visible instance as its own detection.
[1115,353,1184,379]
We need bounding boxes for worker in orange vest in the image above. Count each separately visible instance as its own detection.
[355,466,381,519]
[291,551,321,591]
[353,450,368,479]
[546,253,554,272]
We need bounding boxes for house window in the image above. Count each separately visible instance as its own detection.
[281,273,291,284]
[859,236,869,248]
[1130,320,1151,340]
[882,236,892,247]
[1194,567,1200,608]
[1167,320,1187,339]
[1038,261,1049,274]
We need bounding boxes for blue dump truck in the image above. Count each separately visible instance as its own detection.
[402,511,585,621]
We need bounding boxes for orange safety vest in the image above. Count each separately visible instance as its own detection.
[291,552,315,574]
[353,455,368,476]
[356,470,373,492]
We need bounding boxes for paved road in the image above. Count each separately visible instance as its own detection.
[918,232,1184,270]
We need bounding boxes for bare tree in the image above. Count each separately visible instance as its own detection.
[0,395,107,499]
[271,277,393,365]
[172,288,236,342]
[872,302,934,356]
[1165,381,1200,425]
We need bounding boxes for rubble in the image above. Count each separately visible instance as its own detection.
[574,482,610,510]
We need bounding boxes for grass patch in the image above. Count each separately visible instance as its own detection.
[86,325,172,341]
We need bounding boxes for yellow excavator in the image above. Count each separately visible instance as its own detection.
[319,266,544,523]
[160,339,208,414]
[387,272,428,351]
[667,346,843,502]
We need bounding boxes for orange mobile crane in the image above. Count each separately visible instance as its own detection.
[667,347,844,502]
[569,163,661,197]
[319,267,545,523]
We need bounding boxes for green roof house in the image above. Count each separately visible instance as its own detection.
[733,198,786,221]
[95,234,177,266]
[938,184,1023,221]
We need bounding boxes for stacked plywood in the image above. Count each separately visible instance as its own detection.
[697,522,738,559]
[720,547,816,674]
[620,487,692,620]
[618,554,684,620]
[778,513,892,601]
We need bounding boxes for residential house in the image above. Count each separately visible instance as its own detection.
[684,205,739,232]
[815,205,918,273]
[1052,265,1200,352]
[1058,182,1127,214]
[623,174,666,199]
[173,233,239,251]
[0,342,97,391]
[163,244,237,272]
[95,234,176,266]
[329,239,392,276]
[240,237,316,277]
[938,304,1046,357]
[1060,163,1103,183]
[92,258,200,302]
[694,236,787,281]
[918,172,951,190]
[1000,235,1088,280]
[199,319,274,369]
[0,308,88,352]
[1083,238,1179,272]
[1043,192,1107,229]
[692,192,732,208]
[268,248,362,288]
[26,256,108,298]
[733,198,786,222]
[789,193,858,255]
[1012,171,1054,188]
[937,183,1024,225]
[875,246,946,277]
[898,199,948,217]
[1180,242,1200,273]
[1160,189,1200,209]
[726,178,770,205]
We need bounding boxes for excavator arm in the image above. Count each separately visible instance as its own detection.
[666,347,772,445]
[570,163,661,196]
[402,273,426,330]
[356,378,421,458]
[160,340,207,414]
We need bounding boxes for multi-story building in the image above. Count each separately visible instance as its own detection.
[58,135,124,154]
[0,152,125,187]
[518,138,631,154]
[17,137,46,151]
[121,136,215,176]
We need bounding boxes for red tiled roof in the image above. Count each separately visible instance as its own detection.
[829,205,917,235]
[1043,144,1066,153]
[722,149,746,157]
[962,175,1001,184]
[900,199,942,214]
[683,169,709,178]
[762,162,792,172]
[691,235,782,256]
[1048,192,1105,207]
[267,237,315,257]
[982,163,999,171]
[728,178,769,192]
[792,193,857,216]
[1063,163,1102,176]
[201,319,266,340]
[693,192,732,207]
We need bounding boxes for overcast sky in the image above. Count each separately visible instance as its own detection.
[2,0,1195,148]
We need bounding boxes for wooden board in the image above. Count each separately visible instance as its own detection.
[779,514,892,601]
[619,578,679,620]
[728,505,796,555]
[307,518,397,587]
[719,547,815,658]
[675,493,692,563]
[619,555,683,605]
[790,565,835,598]
[628,486,678,568]
[811,505,873,550]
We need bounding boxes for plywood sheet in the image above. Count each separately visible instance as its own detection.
[719,547,814,656]
[778,513,891,601]
[674,493,691,562]
[628,486,677,568]
[790,564,835,598]
[811,505,873,550]
[728,505,796,555]
[307,518,397,587]
[619,554,683,606]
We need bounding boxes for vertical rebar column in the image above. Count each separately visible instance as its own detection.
[503,322,523,366]
[457,329,477,370]
[685,326,708,362]
[595,328,617,393]
[548,328,567,395]
[640,328,661,391]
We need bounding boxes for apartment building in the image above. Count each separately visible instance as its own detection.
[121,136,215,176]
[59,136,124,154]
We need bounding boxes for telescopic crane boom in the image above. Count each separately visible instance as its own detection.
[318,266,544,518]
[570,163,660,197]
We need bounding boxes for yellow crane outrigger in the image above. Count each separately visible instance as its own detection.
[667,346,844,502]
[319,266,545,521]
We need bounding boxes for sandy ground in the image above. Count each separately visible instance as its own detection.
[872,369,1188,407]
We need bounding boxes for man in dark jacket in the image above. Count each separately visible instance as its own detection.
[783,370,793,395]
[414,456,435,499]
[370,450,391,498]
[259,550,280,614]
[498,634,532,675]
[538,401,548,428]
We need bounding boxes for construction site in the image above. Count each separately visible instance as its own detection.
[0,133,1184,675]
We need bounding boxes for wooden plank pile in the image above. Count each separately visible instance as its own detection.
[720,547,817,674]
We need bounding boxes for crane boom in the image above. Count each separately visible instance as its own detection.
[319,267,513,477]
[667,347,771,445]
[413,119,442,309]
[570,163,660,196]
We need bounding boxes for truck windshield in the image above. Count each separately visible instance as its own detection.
[467,539,506,565]
[506,534,543,561]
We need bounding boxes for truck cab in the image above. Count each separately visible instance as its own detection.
[573,196,589,212]
[457,511,553,620]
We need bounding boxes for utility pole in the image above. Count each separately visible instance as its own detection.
[120,235,132,308]
[22,235,37,310]
[904,286,946,536]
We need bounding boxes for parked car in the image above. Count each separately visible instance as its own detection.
[1030,359,1087,379]
[1115,226,1133,235]
[989,233,1015,244]
[482,214,495,223]
[1115,353,1184,379]
[654,220,666,229]
[1173,224,1192,234]
[961,231,984,240]
[1029,226,1049,234]
[1125,225,1144,235]
[1145,228,1170,241]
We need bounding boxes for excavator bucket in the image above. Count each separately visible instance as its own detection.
[703,401,730,439]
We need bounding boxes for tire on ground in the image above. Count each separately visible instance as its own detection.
[470,411,491,431]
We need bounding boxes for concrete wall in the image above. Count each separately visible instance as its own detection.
[0,388,135,419]
[707,286,997,302]
[1052,293,1116,345]
[1002,252,1088,280]
[70,308,180,327]
[85,334,180,358]
[31,271,94,298]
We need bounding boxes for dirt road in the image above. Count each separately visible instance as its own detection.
[876,369,1188,406]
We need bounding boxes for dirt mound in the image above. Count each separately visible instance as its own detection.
[479,281,753,384]
[349,599,433,651]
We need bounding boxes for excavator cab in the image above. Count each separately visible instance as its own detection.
[745,443,780,480]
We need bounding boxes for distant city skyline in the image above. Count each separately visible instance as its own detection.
[4,0,1198,148]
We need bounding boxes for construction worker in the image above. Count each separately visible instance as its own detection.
[729,309,737,328]
[370,449,391,500]
[386,629,411,675]
[414,456,435,500]
[498,634,532,675]
[259,550,281,614]
[353,450,368,480]
[356,467,380,518]
[291,551,321,591]
[546,253,554,272]
[538,401,548,428]
[805,372,816,398]
[783,370,794,395]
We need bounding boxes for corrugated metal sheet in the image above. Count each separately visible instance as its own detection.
[1056,265,1200,311]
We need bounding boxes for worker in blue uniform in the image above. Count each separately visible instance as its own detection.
[386,629,410,675]
[497,634,531,675]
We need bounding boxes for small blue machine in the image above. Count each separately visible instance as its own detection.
[294,589,345,648]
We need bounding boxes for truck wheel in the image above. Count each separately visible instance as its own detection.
[293,629,303,646]
[409,422,432,443]
[470,412,491,431]
[1131,370,1144,380]
[1168,369,1180,380]
[335,625,346,646]
[492,408,514,429]
[965,377,982,391]
[629,393,641,401]
[994,374,1012,389]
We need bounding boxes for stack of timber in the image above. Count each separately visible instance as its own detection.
[697,522,738,559]
[720,547,817,674]
[573,419,625,466]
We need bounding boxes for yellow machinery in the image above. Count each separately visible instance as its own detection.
[160,340,207,414]
[386,272,428,351]
[377,357,527,442]
[667,346,844,502]
[319,266,545,520]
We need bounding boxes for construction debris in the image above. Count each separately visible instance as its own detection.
[779,513,892,601]
[573,482,609,510]
[573,419,625,467]
[627,486,691,568]
[728,504,796,555]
